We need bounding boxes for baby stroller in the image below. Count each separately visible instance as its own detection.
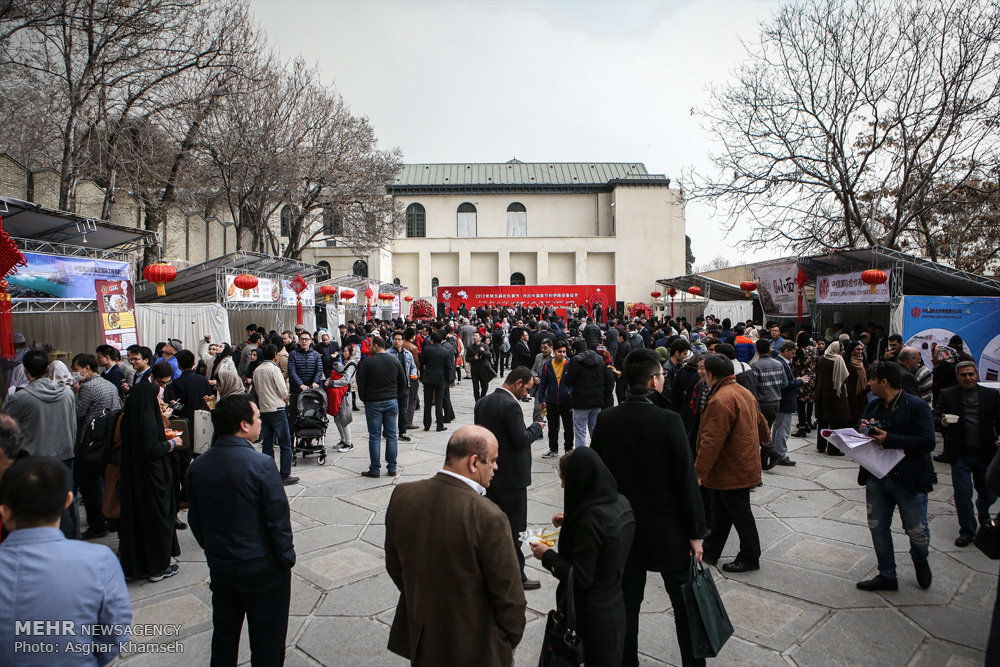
[293,388,329,466]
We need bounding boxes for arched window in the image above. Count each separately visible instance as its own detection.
[280,204,295,236]
[353,259,368,278]
[323,206,342,236]
[431,277,439,295]
[506,202,527,237]
[510,272,526,286]
[393,277,401,285]
[405,203,425,237]
[317,261,331,280]
[457,202,477,238]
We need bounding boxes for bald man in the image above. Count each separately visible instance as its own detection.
[385,426,526,666]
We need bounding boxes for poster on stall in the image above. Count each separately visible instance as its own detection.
[223,275,280,303]
[901,296,1000,381]
[816,271,890,303]
[753,261,809,318]
[95,279,138,350]
[9,252,131,301]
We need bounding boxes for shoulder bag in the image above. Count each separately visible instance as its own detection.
[539,565,584,667]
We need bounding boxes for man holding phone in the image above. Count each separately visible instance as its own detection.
[856,361,936,592]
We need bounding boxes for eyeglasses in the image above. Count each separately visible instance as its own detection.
[651,372,665,378]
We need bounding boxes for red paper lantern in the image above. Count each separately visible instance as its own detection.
[687,286,702,297]
[740,281,757,297]
[143,262,177,297]
[233,273,258,297]
[404,295,413,303]
[340,289,355,300]
[319,285,338,302]
[378,292,394,302]
[861,269,888,294]
[650,291,662,299]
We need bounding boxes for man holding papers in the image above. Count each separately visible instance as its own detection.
[854,362,936,592]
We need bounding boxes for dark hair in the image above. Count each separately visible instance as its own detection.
[869,361,903,388]
[151,361,174,380]
[212,393,256,437]
[504,367,533,386]
[571,339,588,354]
[721,318,731,329]
[704,337,721,349]
[669,338,691,356]
[715,343,736,360]
[703,353,735,379]
[370,335,386,350]
[430,331,444,344]
[444,429,489,464]
[0,457,70,527]
[888,334,903,344]
[780,341,796,354]
[126,345,153,363]
[0,413,22,461]
[246,323,258,332]
[22,350,50,379]
[175,349,196,370]
[403,327,416,340]
[734,324,745,335]
[268,334,283,348]
[624,348,662,390]
[259,344,277,361]
[755,339,772,356]
[552,338,568,351]
[955,360,977,376]
[95,344,121,361]
[249,332,263,344]
[557,450,574,480]
[71,353,100,373]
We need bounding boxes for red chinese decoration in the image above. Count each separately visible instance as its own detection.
[861,268,888,294]
[233,273,258,297]
[339,289,355,300]
[650,291,662,299]
[364,285,374,322]
[740,280,757,297]
[411,298,434,319]
[687,286,702,297]
[667,287,677,318]
[319,285,338,302]
[403,295,413,303]
[378,292,394,302]
[796,267,808,322]
[290,272,309,326]
[143,262,177,297]
[0,215,27,357]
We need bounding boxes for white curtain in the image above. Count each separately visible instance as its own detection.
[506,211,527,237]
[705,299,753,325]
[457,212,477,238]
[136,303,231,348]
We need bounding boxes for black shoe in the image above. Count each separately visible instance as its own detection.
[817,445,827,453]
[282,476,300,486]
[955,535,973,547]
[542,450,559,459]
[856,574,898,591]
[722,560,759,573]
[405,424,417,430]
[522,579,541,590]
[361,470,379,478]
[933,454,949,463]
[423,426,431,431]
[436,425,448,432]
[82,526,108,540]
[399,434,411,442]
[387,470,397,477]
[793,428,808,438]
[827,448,845,456]
[776,457,796,466]
[914,559,932,589]
[174,519,187,531]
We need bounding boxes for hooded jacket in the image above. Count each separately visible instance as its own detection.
[2,378,77,460]
[565,350,612,410]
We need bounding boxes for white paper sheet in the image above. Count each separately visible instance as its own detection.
[821,428,905,479]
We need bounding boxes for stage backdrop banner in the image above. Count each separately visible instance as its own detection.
[435,284,615,312]
[753,261,809,318]
[901,295,1000,381]
[95,279,138,350]
[816,271,889,304]
[9,252,131,301]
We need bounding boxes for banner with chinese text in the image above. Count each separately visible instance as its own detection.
[816,271,889,304]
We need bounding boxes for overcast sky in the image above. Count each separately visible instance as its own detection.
[248,0,786,269]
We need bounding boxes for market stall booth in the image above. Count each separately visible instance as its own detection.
[317,274,406,327]
[654,274,759,324]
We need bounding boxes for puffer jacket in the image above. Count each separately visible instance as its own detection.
[565,350,611,410]
[288,347,324,390]
[695,376,770,490]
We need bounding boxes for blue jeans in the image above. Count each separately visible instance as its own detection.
[952,453,997,539]
[572,407,600,447]
[866,474,930,579]
[365,399,398,475]
[260,410,293,477]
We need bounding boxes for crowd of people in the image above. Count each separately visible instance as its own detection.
[0,300,998,666]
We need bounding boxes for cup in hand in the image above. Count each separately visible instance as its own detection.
[943,413,960,425]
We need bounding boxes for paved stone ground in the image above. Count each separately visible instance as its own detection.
[98,379,996,666]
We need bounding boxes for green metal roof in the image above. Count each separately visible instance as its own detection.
[388,161,670,194]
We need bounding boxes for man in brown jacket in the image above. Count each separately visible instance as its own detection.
[696,353,773,573]
[385,425,526,666]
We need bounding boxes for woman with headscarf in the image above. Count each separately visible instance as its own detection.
[530,448,636,667]
[325,344,357,452]
[214,368,245,399]
[208,343,237,382]
[843,340,870,424]
[792,332,819,437]
[118,381,181,581]
[813,340,851,455]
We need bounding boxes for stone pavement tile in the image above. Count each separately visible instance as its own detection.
[870,552,970,606]
[766,460,825,479]
[720,561,890,609]
[316,573,400,617]
[927,499,959,517]
[792,451,860,469]
[393,449,440,466]
[289,511,322,532]
[290,574,324,616]
[344,484,400,510]
[928,484,955,503]
[831,487,867,503]
[370,509,386,525]
[902,605,990,650]
[715,579,826,652]
[295,466,349,486]
[128,560,210,602]
[361,523,386,548]
[941,546,1000,575]
[298,545,386,589]
[392,459,442,478]
[296,617,405,666]
[756,473,823,491]
[951,570,1000,614]
[527,499,562,526]
[718,518,792,560]
[909,638,985,666]
[783,517,910,551]
[747,485,786,506]
[814,467,863,490]
[764,532,874,579]
[289,496,374,525]
[514,617,549,667]
[129,592,213,643]
[293,525,363,555]
[530,481,565,507]
[764,489,844,518]
[637,617,784,667]
[175,526,208,562]
[790,608,924,666]
[928,515,971,553]
[297,474,395,498]
[822,501,903,534]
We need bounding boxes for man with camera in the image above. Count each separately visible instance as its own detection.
[856,362,936,592]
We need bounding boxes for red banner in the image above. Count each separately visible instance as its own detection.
[436,284,615,313]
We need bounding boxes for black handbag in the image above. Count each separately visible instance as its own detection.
[680,555,734,659]
[480,361,498,383]
[975,517,1000,559]
[539,566,584,667]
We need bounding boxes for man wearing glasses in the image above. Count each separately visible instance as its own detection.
[287,333,323,420]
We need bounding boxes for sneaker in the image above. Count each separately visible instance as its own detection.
[542,450,559,459]
[776,457,796,466]
[148,563,179,582]
[399,434,411,442]
[914,559,932,589]
[856,574,898,591]
[337,443,354,452]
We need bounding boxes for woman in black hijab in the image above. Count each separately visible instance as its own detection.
[530,448,636,666]
[118,381,182,581]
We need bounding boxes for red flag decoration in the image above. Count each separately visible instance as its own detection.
[796,267,807,322]
[290,273,308,325]
[364,285,374,322]
[0,216,27,357]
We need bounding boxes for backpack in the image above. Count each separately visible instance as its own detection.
[732,361,758,400]
[77,407,123,467]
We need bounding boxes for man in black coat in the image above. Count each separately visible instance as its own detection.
[565,339,613,446]
[418,331,453,431]
[592,348,707,667]
[935,361,1000,547]
[511,329,533,370]
[474,367,544,589]
[582,318,602,351]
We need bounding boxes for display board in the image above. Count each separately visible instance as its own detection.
[9,252,131,301]
[435,284,615,313]
[753,261,810,318]
[95,279,138,349]
[901,296,1000,381]
[816,271,890,304]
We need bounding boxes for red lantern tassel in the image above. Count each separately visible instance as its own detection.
[0,281,13,358]
[296,296,303,326]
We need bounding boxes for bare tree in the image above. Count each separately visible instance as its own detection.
[694,255,732,273]
[691,0,1000,271]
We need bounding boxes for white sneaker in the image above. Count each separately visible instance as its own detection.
[338,443,354,452]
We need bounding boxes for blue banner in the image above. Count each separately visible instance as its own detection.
[8,252,132,301]
[902,295,1000,382]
